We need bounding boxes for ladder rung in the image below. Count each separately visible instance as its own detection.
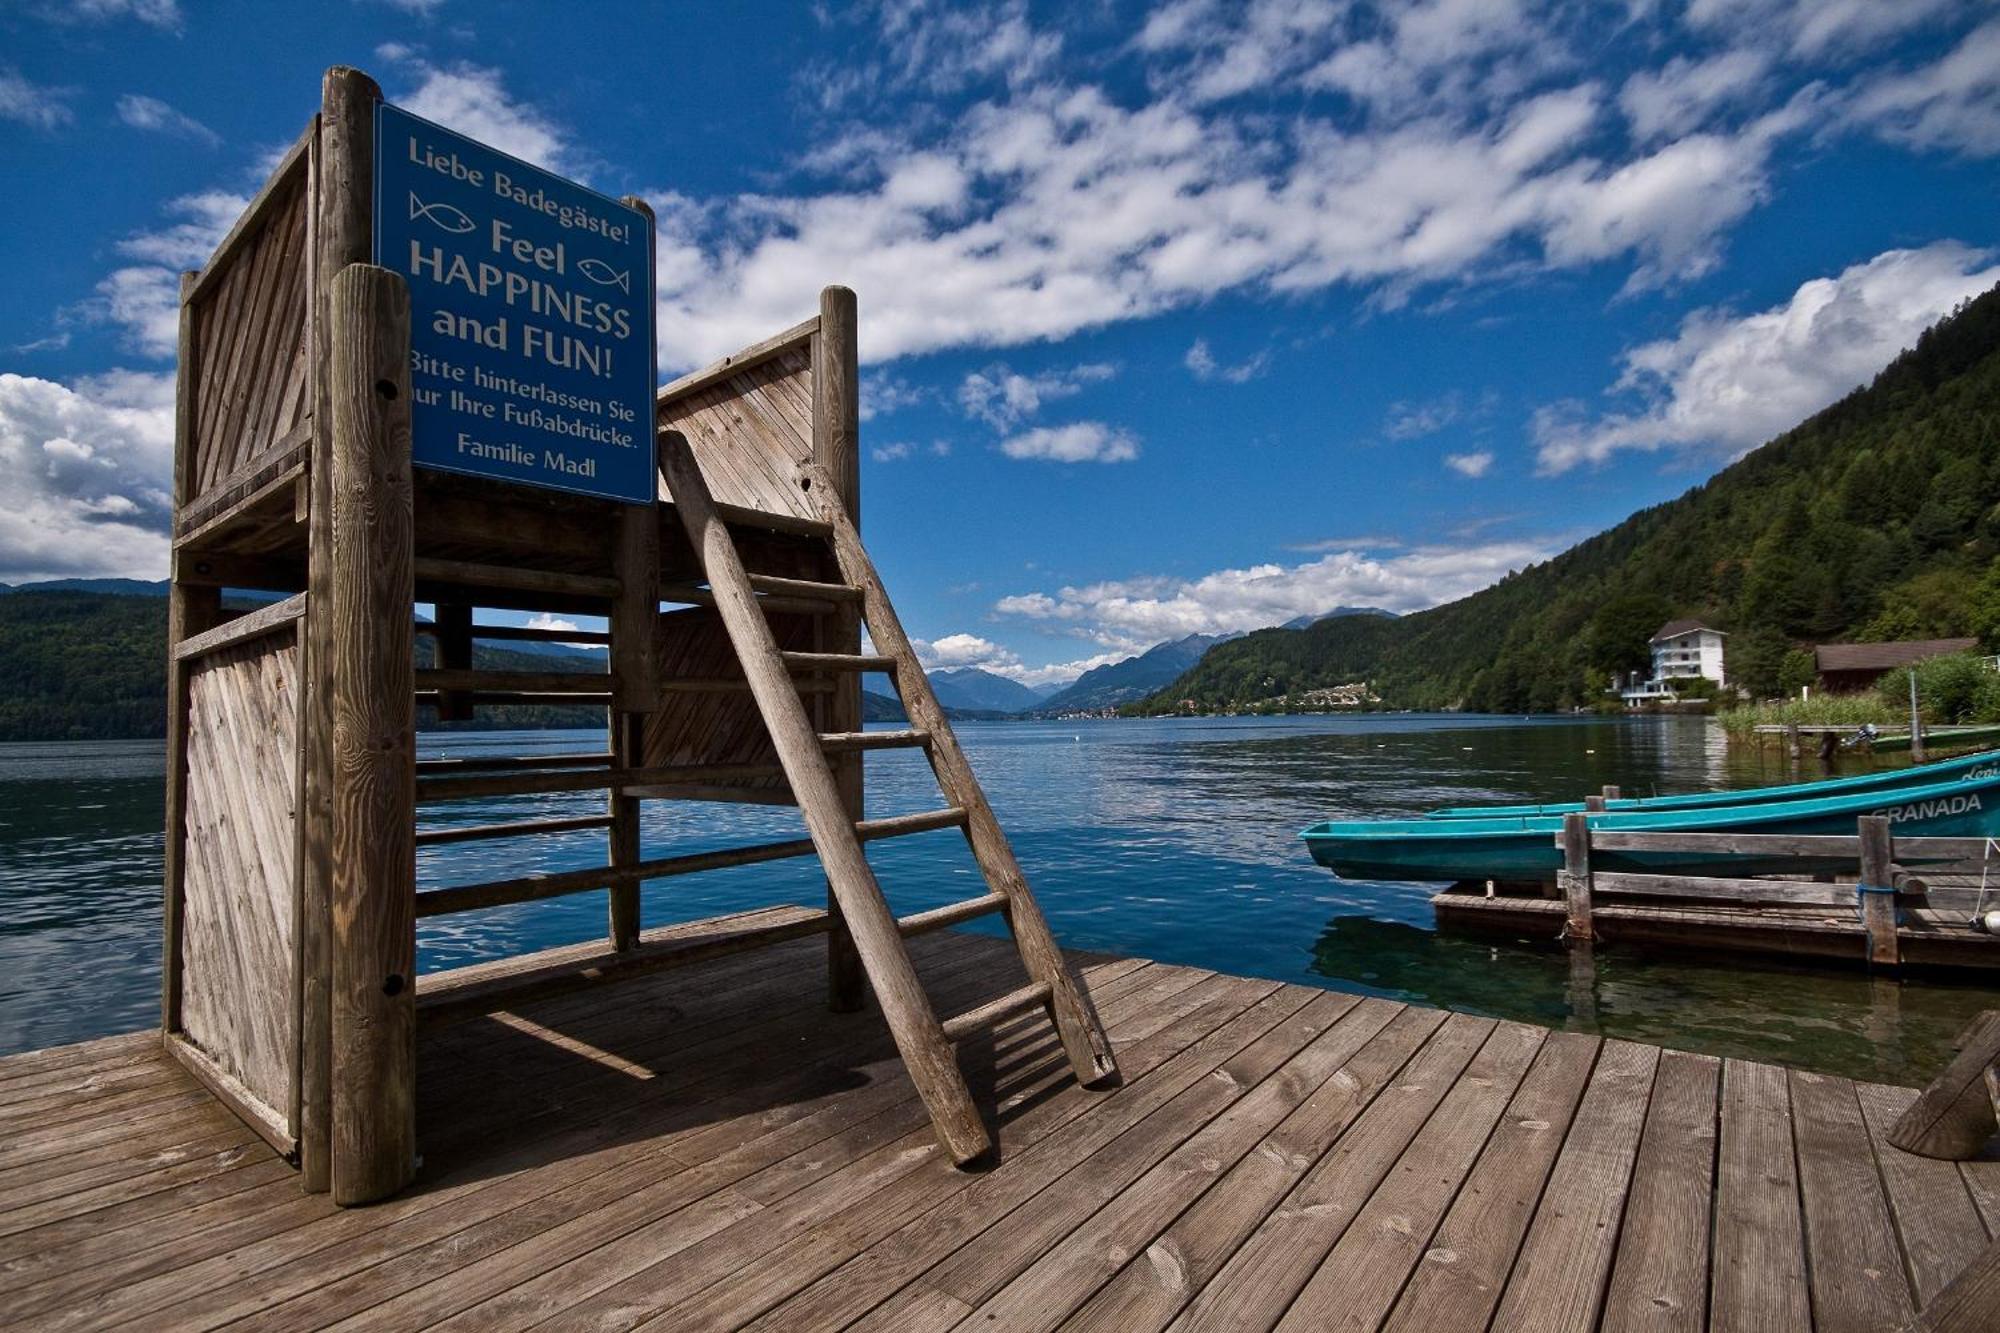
[855,807,969,841]
[780,651,895,673]
[896,892,1008,938]
[820,729,928,753]
[660,583,835,617]
[414,814,614,847]
[941,982,1054,1044]
[749,573,861,602]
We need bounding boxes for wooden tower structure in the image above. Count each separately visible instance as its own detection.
[161,66,1116,1206]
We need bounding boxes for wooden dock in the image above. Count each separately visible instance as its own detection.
[3,922,1995,1331]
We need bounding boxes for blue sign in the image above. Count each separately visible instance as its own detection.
[373,102,656,504]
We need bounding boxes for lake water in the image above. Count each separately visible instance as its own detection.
[4,714,1997,1084]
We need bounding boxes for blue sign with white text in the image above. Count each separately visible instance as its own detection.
[373,102,656,504]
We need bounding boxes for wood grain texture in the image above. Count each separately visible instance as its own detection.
[657,344,817,519]
[1600,1049,1720,1333]
[179,636,302,1127]
[326,260,415,1206]
[7,935,2000,1330]
[1887,1010,2000,1160]
[1792,1066,1919,1330]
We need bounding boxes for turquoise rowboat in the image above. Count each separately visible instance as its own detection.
[1425,748,2000,820]
[1302,764,2000,883]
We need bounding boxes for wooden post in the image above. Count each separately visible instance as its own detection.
[1909,669,1927,763]
[1859,814,1900,968]
[1584,794,1607,812]
[327,261,417,1206]
[1601,784,1621,801]
[1886,1010,2000,1160]
[432,603,473,723]
[607,368,661,951]
[163,271,222,1035]
[815,285,866,1014]
[1560,811,1594,943]
[1787,723,1802,762]
[299,62,379,1196]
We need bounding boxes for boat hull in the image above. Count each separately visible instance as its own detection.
[1305,768,2000,883]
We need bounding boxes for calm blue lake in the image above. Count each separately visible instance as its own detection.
[4,714,1996,1083]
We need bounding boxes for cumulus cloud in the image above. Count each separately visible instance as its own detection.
[0,70,75,128]
[382,54,572,172]
[1848,20,2000,155]
[38,0,181,27]
[997,421,1139,463]
[994,536,1557,642]
[645,5,1840,370]
[115,93,219,145]
[860,372,929,421]
[958,362,1116,430]
[1619,50,1772,142]
[912,629,1126,687]
[1444,449,1494,477]
[1184,339,1269,383]
[1534,241,2000,472]
[0,372,175,583]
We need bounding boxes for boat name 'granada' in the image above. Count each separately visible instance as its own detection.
[1874,794,1983,823]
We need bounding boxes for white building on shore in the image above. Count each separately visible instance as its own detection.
[1617,619,1728,706]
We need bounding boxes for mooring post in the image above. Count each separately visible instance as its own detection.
[1909,669,1928,763]
[1858,814,1899,968]
[300,62,382,1197]
[1601,784,1621,802]
[327,261,417,1206]
[816,284,866,1013]
[1584,794,1607,812]
[1787,723,1802,762]
[1560,811,1594,943]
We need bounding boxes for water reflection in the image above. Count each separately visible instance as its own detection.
[4,717,1997,1083]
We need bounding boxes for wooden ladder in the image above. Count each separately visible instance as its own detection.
[658,430,1119,1164]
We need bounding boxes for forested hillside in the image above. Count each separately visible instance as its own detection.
[0,590,607,741]
[1140,283,2000,714]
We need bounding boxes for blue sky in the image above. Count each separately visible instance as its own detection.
[3,0,1997,685]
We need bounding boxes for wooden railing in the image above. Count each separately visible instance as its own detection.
[1552,815,1994,967]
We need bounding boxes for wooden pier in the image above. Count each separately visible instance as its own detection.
[4,926,1995,1331]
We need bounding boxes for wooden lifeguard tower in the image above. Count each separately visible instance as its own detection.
[160,65,1116,1207]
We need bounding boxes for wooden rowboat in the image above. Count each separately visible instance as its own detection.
[1303,764,2000,883]
[1425,747,2000,820]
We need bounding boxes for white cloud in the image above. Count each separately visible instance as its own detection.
[860,372,929,421]
[871,441,915,462]
[0,70,75,128]
[1534,240,2000,472]
[1184,339,1269,383]
[993,536,1559,642]
[997,421,1139,463]
[1684,0,1962,60]
[1382,393,1461,439]
[1444,449,1494,477]
[1619,50,1771,142]
[650,6,1817,370]
[40,0,181,27]
[912,628,1126,687]
[115,93,219,145]
[958,361,1116,430]
[0,371,175,583]
[387,57,571,172]
[1848,20,2000,155]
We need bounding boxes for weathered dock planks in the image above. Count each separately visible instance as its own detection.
[2,928,1995,1331]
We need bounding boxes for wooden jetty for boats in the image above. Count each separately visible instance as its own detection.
[1433,816,2000,973]
[4,928,1998,1332]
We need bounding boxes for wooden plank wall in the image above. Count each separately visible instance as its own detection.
[657,343,818,521]
[184,138,314,510]
[179,635,302,1131]
[638,606,816,801]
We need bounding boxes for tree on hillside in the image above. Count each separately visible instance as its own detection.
[1586,593,1672,675]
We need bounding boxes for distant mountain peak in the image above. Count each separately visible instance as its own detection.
[1280,607,1399,631]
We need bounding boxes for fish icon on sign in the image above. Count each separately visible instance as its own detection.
[409,193,476,234]
[577,259,630,293]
